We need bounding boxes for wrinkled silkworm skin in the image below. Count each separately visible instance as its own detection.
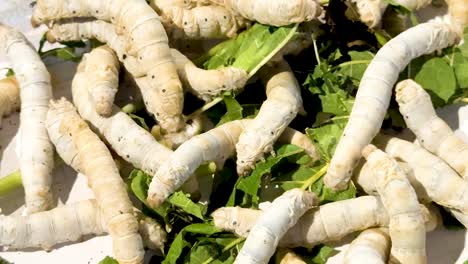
[0,24,54,214]
[84,45,120,117]
[236,61,304,176]
[50,98,144,264]
[362,145,426,264]
[275,248,307,264]
[209,0,322,26]
[348,0,388,28]
[72,51,173,178]
[277,127,320,162]
[344,228,390,264]
[324,16,460,191]
[396,79,468,180]
[212,196,438,248]
[146,118,319,207]
[372,135,468,227]
[0,199,166,252]
[0,76,20,127]
[46,101,81,172]
[151,0,249,39]
[0,199,106,251]
[234,189,318,264]
[147,119,249,207]
[171,48,248,101]
[32,0,185,133]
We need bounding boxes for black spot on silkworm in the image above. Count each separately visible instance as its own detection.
[69,133,72,136]
[270,131,274,135]
[405,115,408,118]
[162,89,166,93]
[156,112,160,116]
[232,220,237,225]
[240,160,244,163]
[224,16,227,19]
[95,10,99,13]
[139,57,142,60]
[343,133,346,137]
[81,34,85,38]
[187,119,193,125]
[421,139,424,143]
[123,54,127,59]
[348,170,352,175]
[72,11,76,14]
[222,85,226,88]
[126,155,130,158]
[112,16,115,20]
[152,75,155,79]
[207,89,211,92]
[184,22,188,25]
[119,210,123,214]
[204,18,208,22]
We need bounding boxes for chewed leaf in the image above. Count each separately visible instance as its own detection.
[168,192,206,220]
[234,144,304,205]
[217,96,243,126]
[196,23,298,75]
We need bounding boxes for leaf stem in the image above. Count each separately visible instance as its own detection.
[0,170,23,196]
[186,97,224,120]
[202,237,245,264]
[300,163,329,190]
[248,23,299,78]
[312,33,321,65]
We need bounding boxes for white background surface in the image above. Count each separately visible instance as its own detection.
[0,1,468,263]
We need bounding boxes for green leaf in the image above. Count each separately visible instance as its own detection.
[235,144,304,205]
[337,51,374,81]
[40,46,82,62]
[308,245,339,264]
[319,91,354,116]
[129,169,149,203]
[168,192,205,220]
[196,23,298,75]
[163,231,190,264]
[306,118,348,161]
[5,69,14,77]
[98,256,118,264]
[184,223,221,235]
[217,96,243,126]
[187,243,217,264]
[414,57,457,102]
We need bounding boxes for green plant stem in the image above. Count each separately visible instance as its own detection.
[312,34,321,65]
[248,23,299,78]
[201,237,245,264]
[0,170,22,196]
[332,60,372,70]
[300,163,329,190]
[186,97,224,120]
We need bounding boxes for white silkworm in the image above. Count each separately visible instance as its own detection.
[362,145,426,264]
[83,45,120,117]
[323,16,460,191]
[396,79,468,179]
[234,189,318,264]
[49,98,144,264]
[236,60,305,176]
[0,24,54,214]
